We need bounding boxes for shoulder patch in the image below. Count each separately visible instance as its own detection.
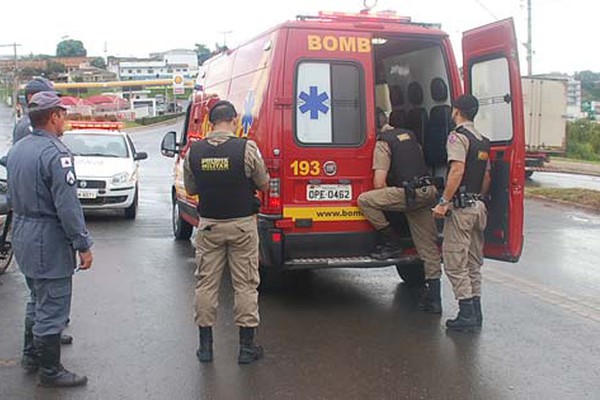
[60,157,73,168]
[397,133,411,142]
[65,170,77,186]
[448,133,459,144]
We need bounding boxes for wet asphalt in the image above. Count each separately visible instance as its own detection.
[0,106,599,399]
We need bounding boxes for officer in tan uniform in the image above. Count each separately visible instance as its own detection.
[183,100,269,364]
[432,94,491,332]
[358,112,443,313]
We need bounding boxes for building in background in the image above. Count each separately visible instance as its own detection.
[109,49,199,81]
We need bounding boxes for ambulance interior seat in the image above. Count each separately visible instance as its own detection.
[406,82,428,145]
[389,109,406,129]
[426,77,451,173]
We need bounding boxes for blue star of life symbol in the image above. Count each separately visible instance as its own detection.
[299,86,330,120]
[241,90,255,135]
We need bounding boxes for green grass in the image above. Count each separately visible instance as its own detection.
[552,156,600,166]
[526,187,600,211]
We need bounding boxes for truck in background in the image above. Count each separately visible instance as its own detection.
[522,76,568,178]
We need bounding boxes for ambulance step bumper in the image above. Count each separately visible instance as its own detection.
[283,254,421,270]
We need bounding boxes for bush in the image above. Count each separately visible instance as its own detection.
[566,120,600,161]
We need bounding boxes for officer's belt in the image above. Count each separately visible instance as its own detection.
[401,176,434,207]
[452,192,482,208]
[15,213,59,222]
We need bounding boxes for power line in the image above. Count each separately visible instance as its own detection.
[472,0,499,20]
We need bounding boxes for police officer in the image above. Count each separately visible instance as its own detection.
[432,94,491,331]
[13,77,57,144]
[184,100,269,364]
[357,113,443,313]
[8,91,93,387]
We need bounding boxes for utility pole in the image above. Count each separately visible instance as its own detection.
[526,0,533,76]
[0,42,21,112]
[218,30,232,49]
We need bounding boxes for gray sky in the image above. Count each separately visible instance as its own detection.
[0,0,593,74]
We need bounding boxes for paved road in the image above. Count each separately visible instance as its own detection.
[527,171,600,191]
[0,110,599,399]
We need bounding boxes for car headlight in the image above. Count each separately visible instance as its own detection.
[111,172,132,186]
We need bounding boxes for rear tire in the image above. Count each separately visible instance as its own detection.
[396,263,426,287]
[172,198,193,240]
[124,188,138,220]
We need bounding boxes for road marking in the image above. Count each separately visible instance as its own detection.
[485,267,600,323]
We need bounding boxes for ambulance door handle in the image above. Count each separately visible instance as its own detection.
[275,97,293,109]
[338,179,351,184]
[309,179,322,184]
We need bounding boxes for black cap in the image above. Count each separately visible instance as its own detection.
[452,94,479,119]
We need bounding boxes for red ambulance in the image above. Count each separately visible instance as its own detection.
[161,10,525,284]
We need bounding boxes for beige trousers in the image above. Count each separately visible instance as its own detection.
[357,185,442,279]
[442,201,487,300]
[194,216,260,327]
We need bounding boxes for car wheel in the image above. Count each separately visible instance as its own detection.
[525,170,534,179]
[124,188,138,220]
[172,198,193,240]
[396,262,426,287]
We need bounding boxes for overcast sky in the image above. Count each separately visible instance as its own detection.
[0,0,593,75]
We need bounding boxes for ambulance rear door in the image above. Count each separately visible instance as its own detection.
[280,29,375,236]
[462,18,525,262]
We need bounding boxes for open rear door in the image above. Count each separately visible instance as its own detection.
[463,18,525,262]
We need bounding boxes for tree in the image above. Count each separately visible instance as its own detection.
[194,43,211,65]
[45,61,66,79]
[90,57,107,69]
[56,39,87,57]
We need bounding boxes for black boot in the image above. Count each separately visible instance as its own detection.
[418,279,442,314]
[21,319,38,373]
[473,296,483,327]
[370,226,403,260]
[61,334,73,345]
[238,327,263,365]
[36,334,87,387]
[196,327,213,363]
[446,299,478,332]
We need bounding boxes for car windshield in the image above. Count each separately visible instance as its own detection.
[63,133,129,158]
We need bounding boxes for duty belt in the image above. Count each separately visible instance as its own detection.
[452,187,483,209]
[401,176,434,207]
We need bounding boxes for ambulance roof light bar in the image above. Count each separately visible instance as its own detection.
[68,121,123,131]
[297,11,411,24]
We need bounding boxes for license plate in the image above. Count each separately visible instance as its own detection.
[306,184,352,202]
[77,189,98,199]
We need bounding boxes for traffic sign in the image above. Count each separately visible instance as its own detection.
[173,74,184,95]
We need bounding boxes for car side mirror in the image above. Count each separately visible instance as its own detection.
[161,131,178,158]
[134,152,148,161]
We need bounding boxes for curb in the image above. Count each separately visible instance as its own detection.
[525,193,600,214]
[125,118,184,133]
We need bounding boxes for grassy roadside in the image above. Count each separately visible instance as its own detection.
[525,187,600,212]
[552,157,600,166]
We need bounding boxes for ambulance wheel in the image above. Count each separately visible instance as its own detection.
[396,263,425,287]
[124,188,138,220]
[172,199,193,240]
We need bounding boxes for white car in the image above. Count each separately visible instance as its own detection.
[62,127,148,219]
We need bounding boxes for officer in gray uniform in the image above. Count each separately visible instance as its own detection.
[13,77,57,144]
[8,91,94,387]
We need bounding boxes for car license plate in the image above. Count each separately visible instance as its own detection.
[77,189,98,199]
[307,184,352,201]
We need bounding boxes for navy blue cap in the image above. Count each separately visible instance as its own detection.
[25,77,56,96]
[452,94,479,114]
[28,91,66,112]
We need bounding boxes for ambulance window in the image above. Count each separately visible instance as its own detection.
[296,62,364,146]
[470,57,513,142]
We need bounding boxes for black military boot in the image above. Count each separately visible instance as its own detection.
[417,279,442,314]
[370,226,403,260]
[472,296,483,327]
[21,319,38,373]
[196,326,213,363]
[36,334,88,387]
[446,298,478,332]
[238,327,263,365]
[61,334,73,345]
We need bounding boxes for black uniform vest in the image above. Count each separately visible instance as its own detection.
[188,137,255,219]
[378,129,429,187]
[455,126,491,194]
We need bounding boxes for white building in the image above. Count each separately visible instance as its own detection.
[566,78,584,120]
[110,49,199,81]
